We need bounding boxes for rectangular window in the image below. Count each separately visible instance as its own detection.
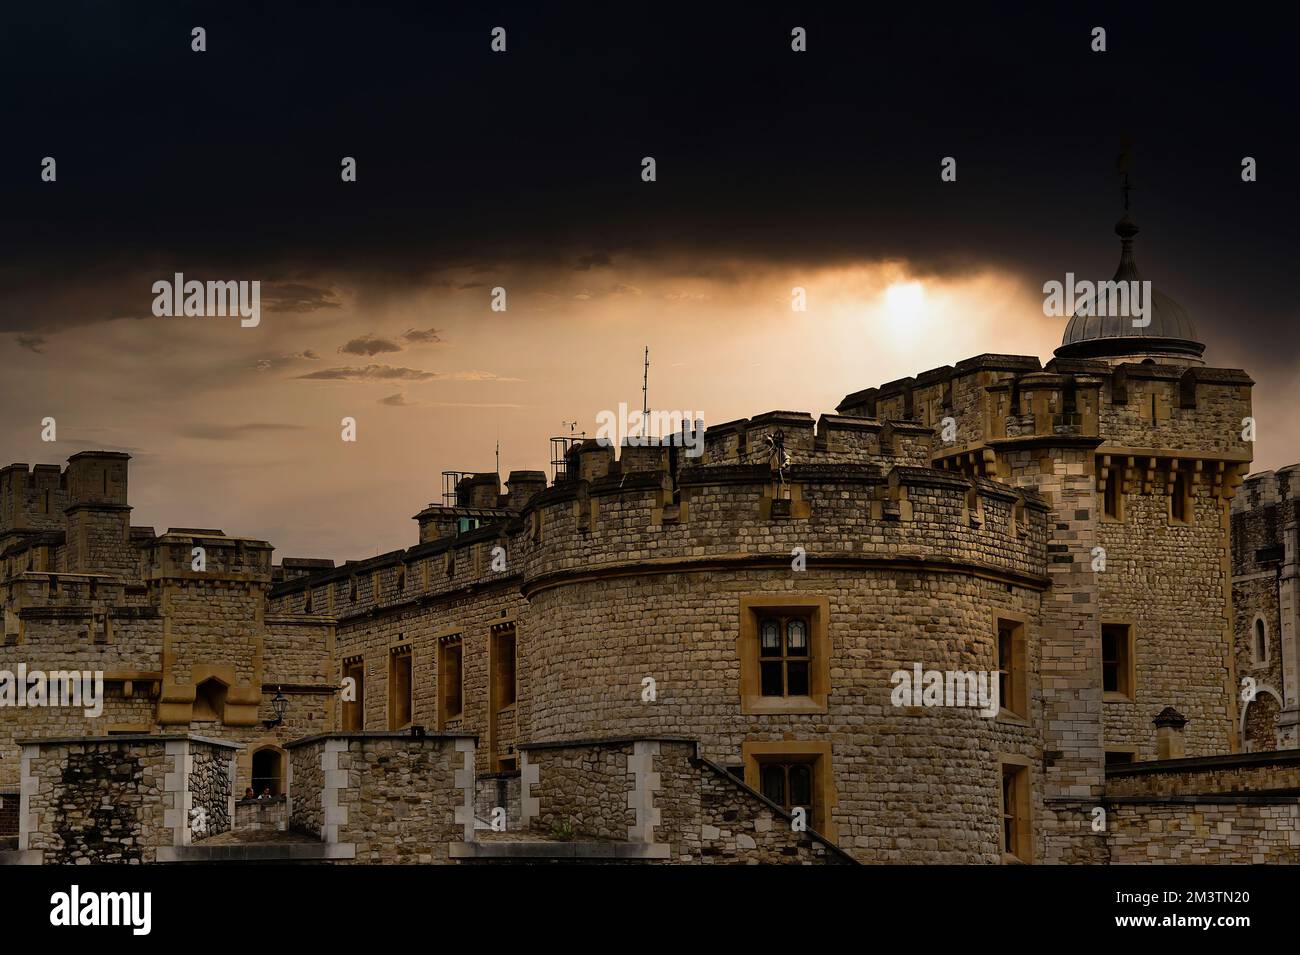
[1105,750,1136,766]
[1103,469,1122,520]
[758,614,811,698]
[1000,763,1031,863]
[388,648,412,729]
[1102,623,1134,698]
[1170,470,1191,524]
[342,659,365,731]
[493,626,516,708]
[743,740,836,841]
[759,760,815,816]
[995,618,1027,718]
[739,597,830,715]
[440,638,464,723]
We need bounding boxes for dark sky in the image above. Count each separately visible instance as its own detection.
[0,2,1296,558]
[3,2,1296,341]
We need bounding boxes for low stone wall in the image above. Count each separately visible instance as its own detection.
[288,743,324,837]
[286,730,476,863]
[1107,800,1300,863]
[1099,752,1300,863]
[518,737,852,864]
[474,772,520,831]
[189,741,234,838]
[14,734,239,864]
[519,739,638,840]
[235,796,287,832]
[657,742,851,864]
[1105,750,1300,798]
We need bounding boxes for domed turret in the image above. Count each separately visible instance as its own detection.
[1055,212,1205,364]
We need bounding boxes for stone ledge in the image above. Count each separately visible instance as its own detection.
[449,841,670,860]
[15,733,242,749]
[1103,795,1300,806]
[0,850,43,865]
[517,736,696,752]
[156,842,355,863]
[1106,749,1300,777]
[284,729,477,750]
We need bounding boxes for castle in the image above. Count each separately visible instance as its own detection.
[3,210,1299,865]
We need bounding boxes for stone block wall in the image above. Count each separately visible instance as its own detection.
[1096,471,1237,758]
[655,741,851,864]
[1106,800,1300,863]
[519,740,638,840]
[15,734,238,864]
[286,731,476,863]
[518,737,851,863]
[235,797,286,831]
[519,567,1042,863]
[188,740,235,839]
[1105,750,1300,798]
[1230,466,1297,750]
[288,742,324,837]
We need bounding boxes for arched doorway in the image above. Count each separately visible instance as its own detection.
[251,746,285,797]
[1243,691,1282,752]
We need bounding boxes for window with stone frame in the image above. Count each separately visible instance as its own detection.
[739,596,830,715]
[342,658,365,731]
[1102,623,1135,699]
[1169,469,1193,524]
[492,625,516,708]
[743,740,836,840]
[1103,466,1123,520]
[1000,761,1031,863]
[388,646,413,730]
[1253,617,1269,666]
[995,617,1028,718]
[439,637,464,724]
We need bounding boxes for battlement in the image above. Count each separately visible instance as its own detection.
[835,353,1253,483]
[267,455,1049,623]
[142,531,274,582]
[1233,465,1300,515]
[0,453,130,537]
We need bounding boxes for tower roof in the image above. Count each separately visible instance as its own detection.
[1055,212,1205,361]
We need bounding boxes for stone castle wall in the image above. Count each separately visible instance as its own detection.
[1,337,1278,866]
[15,735,238,864]
[287,732,475,863]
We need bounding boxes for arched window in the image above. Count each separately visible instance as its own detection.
[191,678,228,722]
[251,747,285,797]
[1254,618,1269,665]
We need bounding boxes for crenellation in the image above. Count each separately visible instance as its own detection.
[0,228,1287,865]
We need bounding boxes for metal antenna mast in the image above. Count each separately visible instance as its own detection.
[641,346,650,437]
